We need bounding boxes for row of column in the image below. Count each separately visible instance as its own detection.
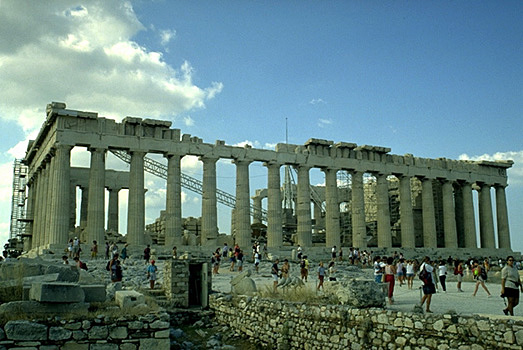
[28,145,511,251]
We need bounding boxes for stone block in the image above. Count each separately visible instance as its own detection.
[90,344,118,350]
[49,327,72,341]
[44,265,80,282]
[29,282,85,303]
[4,321,47,341]
[109,326,128,339]
[139,338,170,350]
[115,290,145,309]
[0,301,88,318]
[62,342,88,350]
[88,326,108,339]
[81,284,106,302]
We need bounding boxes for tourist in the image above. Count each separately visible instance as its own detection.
[472,260,492,297]
[262,244,268,260]
[90,240,98,260]
[501,255,523,316]
[317,262,326,291]
[454,260,464,292]
[172,246,177,259]
[271,259,280,292]
[438,260,448,293]
[110,242,119,259]
[373,256,385,284]
[237,250,244,272]
[296,244,302,261]
[120,243,128,262]
[62,255,69,265]
[222,243,229,259]
[72,237,81,259]
[229,248,236,271]
[143,244,151,265]
[254,250,260,273]
[419,256,436,313]
[396,258,405,286]
[67,239,73,258]
[105,242,110,259]
[338,247,343,262]
[328,261,336,281]
[331,246,337,261]
[252,242,258,262]
[405,259,415,289]
[73,256,88,271]
[147,260,158,289]
[212,248,221,275]
[300,255,310,282]
[384,257,396,304]
[278,259,290,287]
[108,253,122,282]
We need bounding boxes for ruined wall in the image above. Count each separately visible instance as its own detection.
[0,312,170,349]
[210,294,523,350]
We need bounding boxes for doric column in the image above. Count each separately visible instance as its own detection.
[252,195,263,225]
[462,182,477,248]
[234,159,252,248]
[165,153,183,248]
[34,168,45,248]
[323,167,340,248]
[454,184,465,247]
[25,178,35,250]
[420,177,437,248]
[80,186,88,228]
[478,183,495,248]
[441,180,458,248]
[49,144,72,245]
[200,156,219,246]
[87,147,106,246]
[495,185,511,249]
[399,175,415,248]
[107,188,119,232]
[44,156,55,244]
[31,174,41,249]
[69,183,77,231]
[296,165,312,247]
[265,162,282,247]
[351,170,366,248]
[127,150,146,245]
[376,173,392,248]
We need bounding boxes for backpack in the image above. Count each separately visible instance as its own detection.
[419,266,430,284]
[300,259,306,268]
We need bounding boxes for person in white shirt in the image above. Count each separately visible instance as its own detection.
[438,260,448,292]
[420,256,436,313]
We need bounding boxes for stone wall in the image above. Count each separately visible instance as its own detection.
[0,312,170,349]
[210,294,523,350]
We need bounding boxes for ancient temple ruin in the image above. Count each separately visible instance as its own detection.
[14,102,513,252]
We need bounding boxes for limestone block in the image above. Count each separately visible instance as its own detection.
[4,320,47,341]
[81,285,106,302]
[62,343,88,350]
[90,343,118,350]
[115,290,145,309]
[232,277,257,296]
[109,326,128,339]
[29,282,85,303]
[49,327,72,341]
[140,338,170,349]
[120,344,137,350]
[88,325,108,339]
[44,265,80,282]
[149,320,170,329]
[0,301,88,318]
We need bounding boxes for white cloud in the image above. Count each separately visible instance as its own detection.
[309,98,326,105]
[318,118,332,128]
[160,28,176,46]
[458,150,523,186]
[181,155,201,171]
[0,0,222,134]
[184,116,195,127]
[264,143,277,150]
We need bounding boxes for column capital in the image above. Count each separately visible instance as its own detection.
[263,161,282,168]
[88,147,107,153]
[164,152,183,159]
[53,143,73,151]
[232,158,252,166]
[198,155,219,163]
[320,166,339,173]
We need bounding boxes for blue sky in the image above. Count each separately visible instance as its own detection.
[0,1,521,252]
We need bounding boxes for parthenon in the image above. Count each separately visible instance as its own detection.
[18,102,513,252]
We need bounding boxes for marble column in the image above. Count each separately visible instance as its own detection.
[127,150,146,246]
[323,167,340,248]
[40,164,51,247]
[234,160,252,248]
[265,162,283,247]
[478,183,495,248]
[399,175,415,248]
[87,148,106,246]
[44,156,55,244]
[107,188,119,233]
[252,196,263,225]
[495,185,511,249]
[441,180,458,248]
[200,156,218,246]
[462,182,477,248]
[49,144,72,245]
[351,171,367,248]
[296,165,312,247]
[34,167,46,248]
[165,153,183,248]
[376,173,392,248]
[420,178,437,248]
[80,186,88,228]
[25,179,35,249]
[31,174,41,249]
[69,183,77,231]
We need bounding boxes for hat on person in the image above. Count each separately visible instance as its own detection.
[151,260,155,264]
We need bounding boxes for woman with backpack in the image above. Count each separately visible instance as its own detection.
[472,260,492,297]
[419,256,436,313]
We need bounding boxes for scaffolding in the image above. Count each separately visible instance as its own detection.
[9,159,28,241]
